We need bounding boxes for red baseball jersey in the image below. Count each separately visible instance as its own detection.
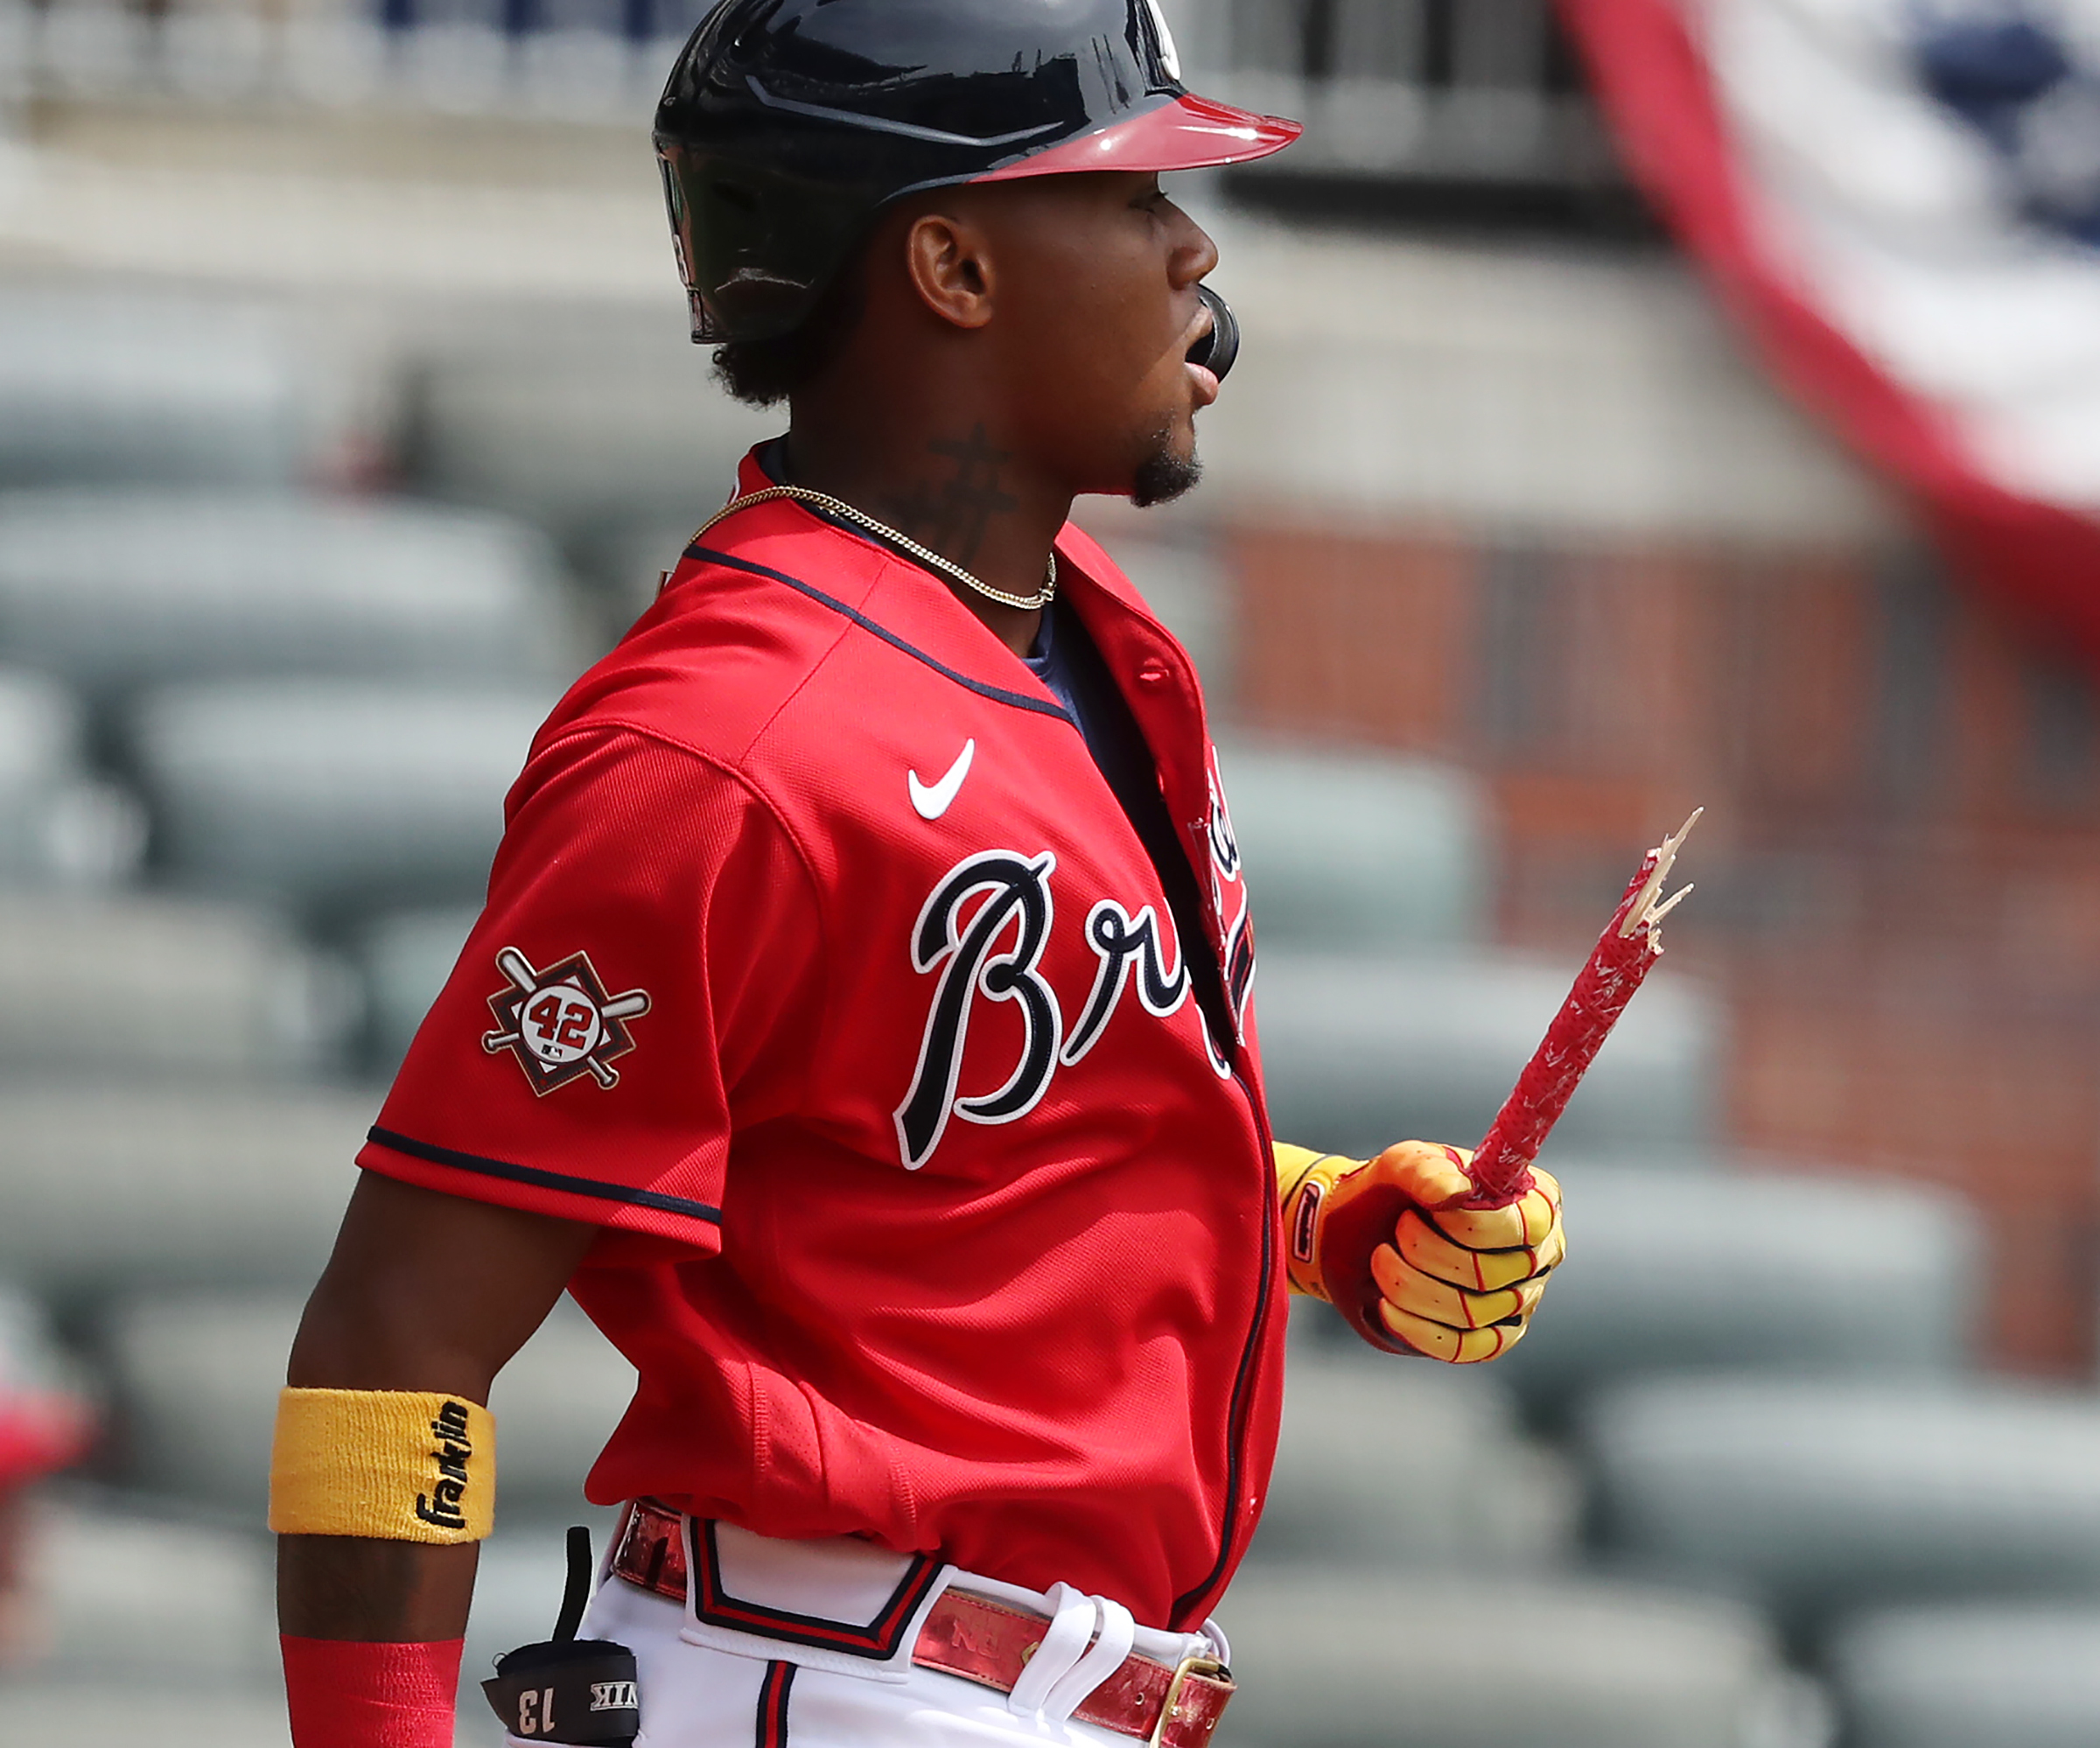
[360,447,1284,1630]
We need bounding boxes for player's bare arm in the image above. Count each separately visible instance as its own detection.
[277,1176,594,1643]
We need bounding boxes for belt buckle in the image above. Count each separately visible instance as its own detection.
[1147,1652,1228,1748]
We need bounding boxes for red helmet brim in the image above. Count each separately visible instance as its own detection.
[971,91,1302,183]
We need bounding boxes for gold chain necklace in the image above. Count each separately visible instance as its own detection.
[690,485,1056,612]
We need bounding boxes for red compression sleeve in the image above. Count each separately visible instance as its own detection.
[281,1636,463,1748]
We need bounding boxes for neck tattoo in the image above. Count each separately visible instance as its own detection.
[879,424,1019,570]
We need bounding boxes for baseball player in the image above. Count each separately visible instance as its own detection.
[270,3,1566,1745]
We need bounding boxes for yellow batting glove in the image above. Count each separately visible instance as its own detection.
[1275,1141,1564,1363]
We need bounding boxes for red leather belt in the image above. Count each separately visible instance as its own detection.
[610,1501,1233,1748]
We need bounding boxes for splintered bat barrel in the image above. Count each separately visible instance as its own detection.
[1464,810,1700,1208]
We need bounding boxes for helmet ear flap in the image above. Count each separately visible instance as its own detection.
[658,144,822,345]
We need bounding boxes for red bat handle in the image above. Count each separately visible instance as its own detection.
[1462,822,1690,1207]
[1466,928,1659,1206]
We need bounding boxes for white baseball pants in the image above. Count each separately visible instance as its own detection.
[508,1520,1228,1748]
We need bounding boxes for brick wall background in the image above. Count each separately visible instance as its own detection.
[1233,518,2100,1372]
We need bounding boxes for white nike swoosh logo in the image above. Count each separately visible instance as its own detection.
[908,738,976,821]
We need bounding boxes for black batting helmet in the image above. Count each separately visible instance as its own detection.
[654,0,1299,346]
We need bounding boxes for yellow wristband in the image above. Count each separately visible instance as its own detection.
[1274,1143,1362,1301]
[269,1388,495,1543]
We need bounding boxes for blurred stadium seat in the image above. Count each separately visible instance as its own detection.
[1255,949,1718,1157]
[29,1494,276,1682]
[407,317,772,552]
[0,1085,371,1297]
[14,1492,287,1745]
[1220,741,1488,949]
[0,664,143,886]
[99,1292,298,1516]
[430,1297,638,1517]
[1495,1166,1983,1420]
[2,1683,290,1748]
[1215,1565,1828,1748]
[1828,1601,2100,1748]
[0,489,584,695]
[0,891,352,1076]
[131,680,553,919]
[0,1283,84,1435]
[582,509,710,626]
[100,1291,634,1521]
[0,290,321,489]
[1582,1376,2100,1629]
[354,903,479,1072]
[1249,1327,1576,1569]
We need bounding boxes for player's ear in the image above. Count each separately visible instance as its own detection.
[903,210,996,331]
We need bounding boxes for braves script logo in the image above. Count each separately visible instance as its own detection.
[894,850,1198,1168]
[1062,900,1189,1066]
[895,851,1062,1169]
[483,946,652,1095]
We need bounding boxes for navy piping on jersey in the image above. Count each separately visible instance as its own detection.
[687,1518,943,1659]
[755,1660,795,1748]
[682,543,1077,728]
[1169,1066,1275,1626]
[366,1127,724,1225]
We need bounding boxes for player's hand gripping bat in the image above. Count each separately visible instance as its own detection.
[1283,811,1699,1359]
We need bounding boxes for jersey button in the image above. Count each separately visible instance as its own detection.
[1136,661,1170,685]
